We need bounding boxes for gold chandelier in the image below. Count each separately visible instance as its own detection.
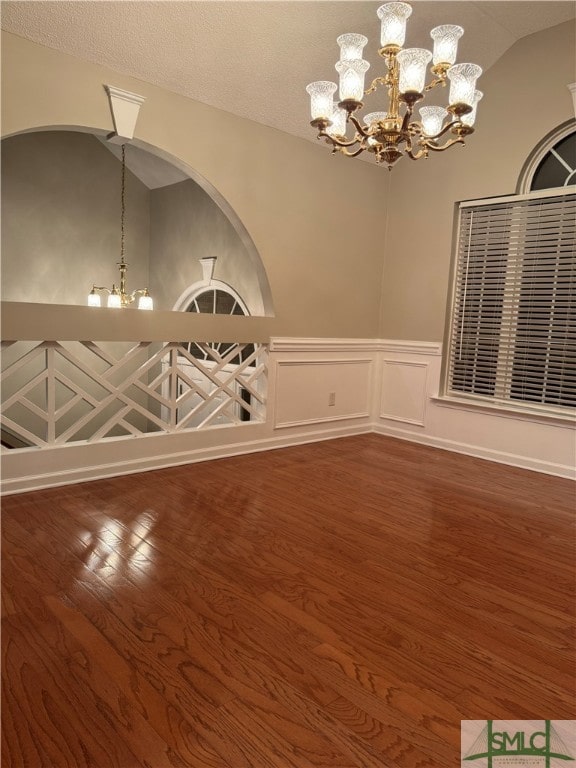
[306,2,483,169]
[88,144,153,309]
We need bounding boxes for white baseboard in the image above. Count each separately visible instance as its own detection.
[373,423,576,480]
[0,423,370,495]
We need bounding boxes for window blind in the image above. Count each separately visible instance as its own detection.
[445,189,576,414]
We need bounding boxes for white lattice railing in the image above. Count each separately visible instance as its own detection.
[1,340,267,449]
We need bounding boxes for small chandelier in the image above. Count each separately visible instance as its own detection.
[88,144,153,309]
[306,2,483,169]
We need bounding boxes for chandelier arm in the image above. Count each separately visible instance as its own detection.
[318,131,361,149]
[405,145,428,161]
[424,76,446,93]
[420,120,465,142]
[92,286,112,294]
[422,136,466,152]
[337,146,366,158]
[401,108,415,134]
[364,76,387,96]
[348,115,371,138]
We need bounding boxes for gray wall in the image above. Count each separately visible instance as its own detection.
[149,179,264,313]
[2,130,269,315]
[1,131,150,306]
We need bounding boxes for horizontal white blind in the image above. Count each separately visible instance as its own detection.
[447,190,576,412]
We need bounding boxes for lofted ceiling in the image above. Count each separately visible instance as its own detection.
[2,1,575,147]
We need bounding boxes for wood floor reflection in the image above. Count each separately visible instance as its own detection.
[2,434,574,767]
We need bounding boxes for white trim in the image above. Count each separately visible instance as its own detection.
[0,423,369,495]
[460,185,573,209]
[373,423,576,480]
[269,338,441,354]
[379,340,441,356]
[569,83,576,118]
[273,357,373,429]
[5,416,572,494]
[275,358,373,367]
[104,86,146,107]
[270,337,381,352]
[104,85,145,142]
[380,359,429,426]
[274,413,370,430]
[432,396,576,428]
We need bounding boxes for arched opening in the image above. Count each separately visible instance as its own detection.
[1,127,274,315]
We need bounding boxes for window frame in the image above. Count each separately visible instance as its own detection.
[517,119,576,194]
[440,185,576,423]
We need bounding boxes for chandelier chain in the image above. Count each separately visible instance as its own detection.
[120,143,126,262]
[87,140,153,309]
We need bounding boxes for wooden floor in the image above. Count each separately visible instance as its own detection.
[2,434,575,767]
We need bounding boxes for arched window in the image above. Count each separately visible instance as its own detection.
[184,286,255,366]
[186,288,246,316]
[518,120,576,193]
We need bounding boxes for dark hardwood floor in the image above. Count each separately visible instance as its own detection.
[2,434,575,767]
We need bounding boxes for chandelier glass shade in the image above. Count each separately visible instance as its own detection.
[88,144,153,309]
[306,1,482,169]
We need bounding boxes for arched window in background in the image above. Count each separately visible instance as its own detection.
[518,120,576,193]
[183,277,255,368]
[175,260,258,424]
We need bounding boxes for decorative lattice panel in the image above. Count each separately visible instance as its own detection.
[0,341,267,449]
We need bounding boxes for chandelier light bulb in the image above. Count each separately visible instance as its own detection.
[447,62,482,108]
[88,288,101,307]
[306,80,337,121]
[377,2,412,49]
[419,106,448,136]
[461,89,483,126]
[138,292,154,310]
[107,287,122,309]
[335,59,370,102]
[328,102,348,137]
[337,33,368,62]
[397,48,432,94]
[430,25,464,66]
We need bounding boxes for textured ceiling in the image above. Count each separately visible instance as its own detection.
[2,1,575,145]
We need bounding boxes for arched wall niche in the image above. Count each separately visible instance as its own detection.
[0,125,274,316]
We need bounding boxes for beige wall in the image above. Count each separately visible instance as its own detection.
[2,20,573,342]
[1,31,388,339]
[379,20,576,341]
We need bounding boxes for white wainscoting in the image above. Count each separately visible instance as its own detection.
[2,337,574,493]
[375,340,576,480]
[274,359,372,429]
[0,338,378,494]
[379,359,429,426]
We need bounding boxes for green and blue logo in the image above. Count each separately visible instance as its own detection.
[462,720,575,767]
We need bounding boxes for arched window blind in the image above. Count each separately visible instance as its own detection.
[444,187,576,415]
